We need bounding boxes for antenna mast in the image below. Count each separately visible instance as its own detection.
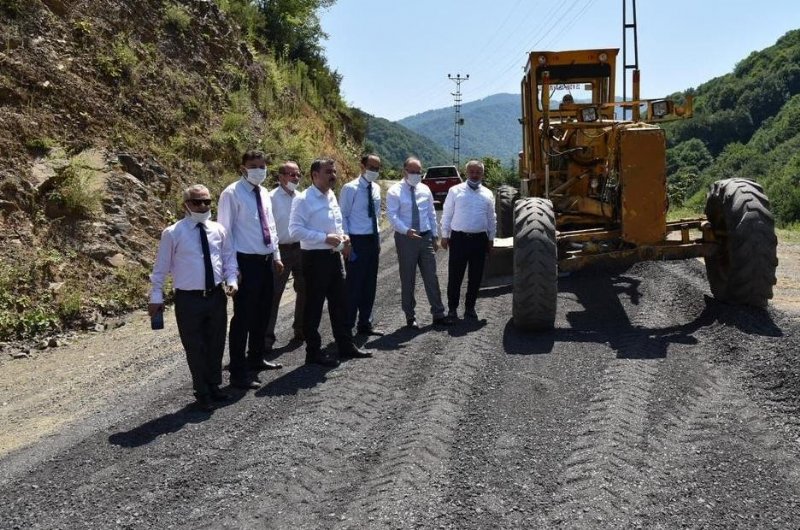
[448,73,469,167]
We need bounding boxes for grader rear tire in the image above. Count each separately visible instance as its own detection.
[704,178,778,307]
[512,198,557,330]
[495,184,519,238]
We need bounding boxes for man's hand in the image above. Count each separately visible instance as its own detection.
[225,284,238,297]
[440,237,449,250]
[406,229,422,239]
[274,259,284,275]
[487,240,494,254]
[325,233,344,247]
[432,237,440,251]
[148,303,164,317]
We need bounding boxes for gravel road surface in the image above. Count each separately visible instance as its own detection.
[2,234,800,529]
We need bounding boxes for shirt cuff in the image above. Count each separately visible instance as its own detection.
[149,288,164,305]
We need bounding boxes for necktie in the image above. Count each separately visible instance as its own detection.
[410,185,420,232]
[197,223,215,291]
[367,182,378,235]
[253,186,272,247]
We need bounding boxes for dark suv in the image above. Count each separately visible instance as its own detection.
[422,165,462,208]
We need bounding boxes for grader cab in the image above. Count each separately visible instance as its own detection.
[495,49,778,330]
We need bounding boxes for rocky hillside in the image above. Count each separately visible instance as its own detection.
[0,0,363,340]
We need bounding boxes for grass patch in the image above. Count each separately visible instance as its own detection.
[163,2,192,33]
[47,162,103,218]
[97,37,139,80]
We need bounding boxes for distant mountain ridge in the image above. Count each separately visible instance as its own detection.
[398,93,522,166]
[360,110,451,168]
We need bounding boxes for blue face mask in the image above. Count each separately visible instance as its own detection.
[467,179,481,190]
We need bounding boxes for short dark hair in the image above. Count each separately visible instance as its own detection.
[310,158,335,174]
[241,150,267,165]
[361,153,379,166]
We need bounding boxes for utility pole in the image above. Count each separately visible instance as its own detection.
[622,0,639,120]
[448,73,469,167]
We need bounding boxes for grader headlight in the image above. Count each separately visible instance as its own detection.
[580,106,599,122]
[652,100,669,118]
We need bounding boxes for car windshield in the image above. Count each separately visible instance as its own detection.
[424,167,458,179]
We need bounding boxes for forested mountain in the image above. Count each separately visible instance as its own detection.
[360,111,450,169]
[398,93,522,167]
[665,29,800,226]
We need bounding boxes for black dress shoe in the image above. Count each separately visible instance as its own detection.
[357,326,385,337]
[231,380,261,390]
[433,316,455,326]
[248,359,283,370]
[340,346,373,358]
[210,388,231,401]
[464,309,479,320]
[194,395,214,412]
[305,352,340,368]
[406,319,420,329]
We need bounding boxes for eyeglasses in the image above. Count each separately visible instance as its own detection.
[188,199,212,206]
[366,165,380,171]
[282,172,302,177]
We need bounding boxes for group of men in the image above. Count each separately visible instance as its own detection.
[148,151,497,411]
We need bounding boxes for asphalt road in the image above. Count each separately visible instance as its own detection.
[2,233,800,529]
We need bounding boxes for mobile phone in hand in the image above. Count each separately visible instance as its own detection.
[151,310,164,330]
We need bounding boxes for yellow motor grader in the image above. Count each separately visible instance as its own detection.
[495,48,778,330]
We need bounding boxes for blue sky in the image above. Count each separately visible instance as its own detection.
[320,0,800,121]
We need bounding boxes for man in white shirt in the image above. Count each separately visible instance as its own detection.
[289,158,373,367]
[149,184,238,411]
[217,150,284,390]
[386,157,453,329]
[340,153,384,337]
[441,160,497,320]
[265,160,306,353]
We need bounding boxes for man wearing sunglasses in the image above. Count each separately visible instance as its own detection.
[218,150,285,390]
[149,184,239,411]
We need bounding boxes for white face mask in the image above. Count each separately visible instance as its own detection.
[406,173,421,186]
[187,209,211,224]
[284,181,298,192]
[364,170,379,183]
[245,167,267,186]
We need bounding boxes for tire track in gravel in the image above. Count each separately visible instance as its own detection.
[330,294,508,528]
[543,261,714,528]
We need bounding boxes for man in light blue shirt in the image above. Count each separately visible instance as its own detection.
[386,157,453,329]
[340,154,384,337]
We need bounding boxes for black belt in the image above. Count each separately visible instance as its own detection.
[279,242,301,249]
[452,230,487,238]
[176,283,223,297]
[236,252,273,262]
[418,230,432,237]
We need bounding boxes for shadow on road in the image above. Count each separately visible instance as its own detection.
[256,363,333,397]
[108,404,214,448]
[501,265,782,359]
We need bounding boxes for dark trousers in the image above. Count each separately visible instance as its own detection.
[447,231,489,312]
[302,249,353,355]
[229,253,274,382]
[265,243,305,348]
[174,286,227,397]
[345,233,380,331]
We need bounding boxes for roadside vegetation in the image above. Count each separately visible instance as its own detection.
[664,29,800,229]
[0,0,363,340]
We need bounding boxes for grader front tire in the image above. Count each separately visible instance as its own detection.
[512,198,557,330]
[704,178,778,307]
